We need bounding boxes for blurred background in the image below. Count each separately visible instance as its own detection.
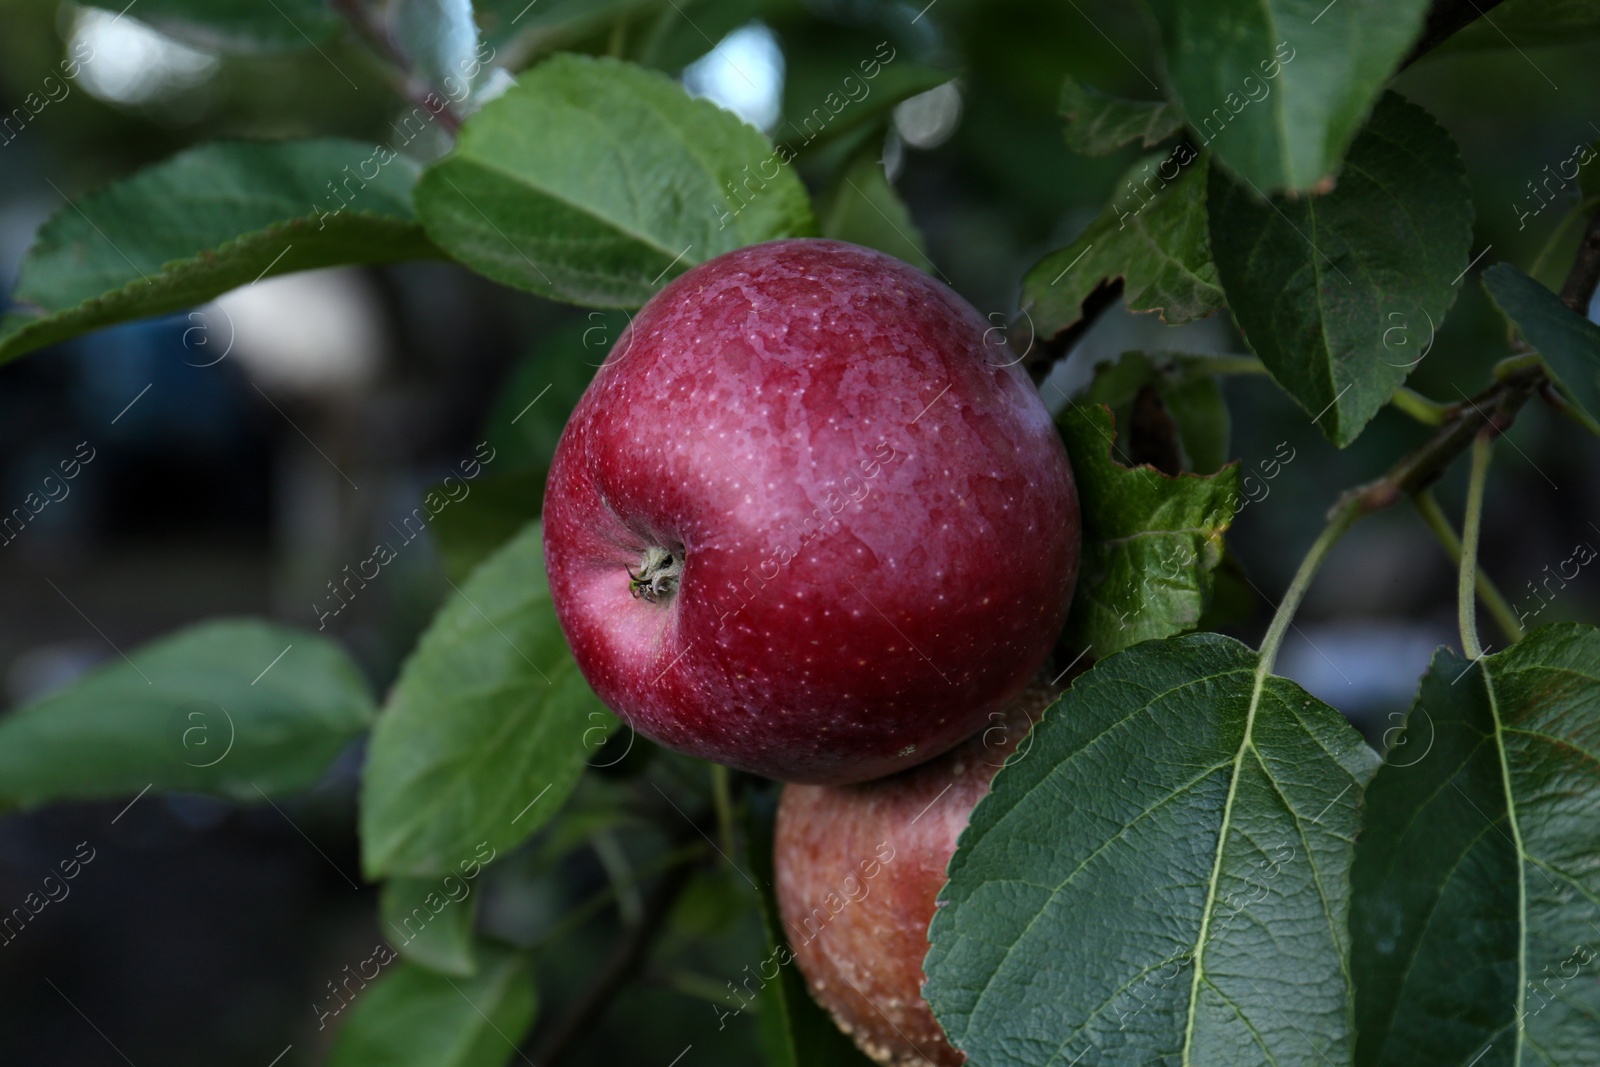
[0,0,1597,1063]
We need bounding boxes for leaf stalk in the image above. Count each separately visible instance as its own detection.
[1458,432,1495,659]
[1412,489,1523,645]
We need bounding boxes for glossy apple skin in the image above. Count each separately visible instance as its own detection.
[542,238,1078,784]
[774,682,1058,1066]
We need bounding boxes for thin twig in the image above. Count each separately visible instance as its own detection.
[1025,278,1123,385]
[1558,206,1600,314]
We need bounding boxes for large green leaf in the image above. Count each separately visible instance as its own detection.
[1057,403,1239,660]
[1208,93,1473,447]
[1058,77,1184,157]
[1024,150,1222,344]
[0,619,373,807]
[1484,262,1600,435]
[81,0,342,52]
[415,54,816,308]
[925,633,1380,1067]
[360,522,616,878]
[1352,624,1600,1067]
[326,945,536,1067]
[0,139,439,366]
[817,147,931,273]
[1144,0,1430,192]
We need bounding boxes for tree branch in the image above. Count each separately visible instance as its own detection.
[1558,205,1600,314]
[1025,278,1122,385]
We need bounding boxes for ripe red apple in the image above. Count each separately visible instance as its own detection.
[543,238,1078,783]
[774,681,1059,1065]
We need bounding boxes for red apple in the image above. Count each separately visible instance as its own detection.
[542,238,1078,783]
[774,681,1059,1065]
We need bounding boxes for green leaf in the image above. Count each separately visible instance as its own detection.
[745,790,878,1067]
[1143,0,1429,192]
[1448,0,1600,49]
[392,0,483,100]
[381,876,482,977]
[817,147,931,273]
[1483,262,1600,435]
[481,315,613,474]
[82,0,342,52]
[1056,403,1240,660]
[360,522,617,878]
[0,139,440,366]
[0,619,374,807]
[1208,93,1473,447]
[1352,624,1600,1066]
[1023,150,1223,344]
[1058,76,1184,157]
[779,56,953,159]
[473,0,656,50]
[1083,351,1235,474]
[326,945,536,1067]
[415,54,816,308]
[925,633,1380,1067]
[430,473,545,585]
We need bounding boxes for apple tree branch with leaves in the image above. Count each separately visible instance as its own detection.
[1,0,1598,1065]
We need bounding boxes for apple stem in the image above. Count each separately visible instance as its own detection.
[628,545,682,603]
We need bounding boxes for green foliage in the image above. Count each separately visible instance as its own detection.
[1082,351,1234,474]
[1352,625,1600,1066]
[1143,0,1430,192]
[480,316,612,474]
[1485,262,1600,434]
[415,54,816,308]
[472,0,653,50]
[0,140,439,366]
[1058,77,1184,157]
[817,147,931,272]
[2,4,1598,1063]
[1448,0,1600,48]
[430,471,547,584]
[926,633,1380,1067]
[381,875,483,976]
[360,522,616,878]
[325,945,537,1067]
[778,53,952,160]
[81,0,343,52]
[1024,150,1223,342]
[1057,403,1239,660]
[0,619,373,808]
[1209,93,1474,446]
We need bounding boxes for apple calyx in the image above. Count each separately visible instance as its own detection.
[627,545,682,603]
